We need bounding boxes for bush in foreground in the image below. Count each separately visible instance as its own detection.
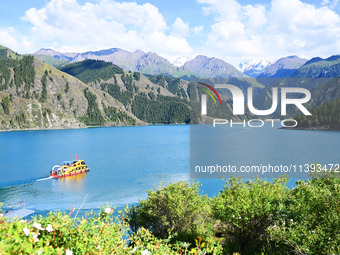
[127,181,213,242]
[0,207,129,254]
[269,177,340,255]
[213,177,289,254]
[0,205,222,255]
[1,177,339,254]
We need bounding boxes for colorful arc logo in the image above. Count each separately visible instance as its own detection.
[198,82,222,106]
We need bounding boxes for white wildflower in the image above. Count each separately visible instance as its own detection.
[329,237,331,240]
[97,245,100,249]
[183,242,188,248]
[32,233,39,243]
[131,247,137,253]
[0,213,4,217]
[23,227,30,236]
[65,249,73,255]
[33,222,44,231]
[239,216,241,219]
[46,224,53,233]
[105,207,112,214]
[232,215,235,218]
[141,249,151,255]
[290,219,293,222]
[37,248,43,255]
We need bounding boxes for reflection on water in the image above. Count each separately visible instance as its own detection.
[52,173,87,193]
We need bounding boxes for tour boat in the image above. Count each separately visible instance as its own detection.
[50,157,90,178]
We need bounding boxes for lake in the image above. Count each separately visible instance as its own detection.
[0,125,338,216]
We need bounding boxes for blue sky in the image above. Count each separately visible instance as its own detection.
[0,0,339,66]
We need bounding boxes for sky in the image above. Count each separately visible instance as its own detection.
[0,0,339,66]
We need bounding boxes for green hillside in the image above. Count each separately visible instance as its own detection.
[0,47,141,130]
[60,60,191,124]
[293,98,340,130]
[32,54,69,67]
[294,55,340,78]
[60,59,124,83]
[2,44,340,130]
[0,44,22,60]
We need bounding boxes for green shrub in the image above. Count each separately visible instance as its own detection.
[213,177,289,254]
[1,177,338,255]
[0,206,129,254]
[0,205,221,255]
[133,72,141,81]
[127,181,212,242]
[64,82,70,93]
[269,177,340,255]
[148,91,155,100]
[15,111,26,127]
[82,88,104,126]
[1,96,10,114]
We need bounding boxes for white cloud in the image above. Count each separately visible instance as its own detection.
[18,0,193,59]
[330,0,340,8]
[0,27,34,52]
[1,0,339,68]
[171,18,190,37]
[198,0,242,22]
[244,4,267,29]
[193,26,204,35]
[197,0,340,65]
[321,0,339,10]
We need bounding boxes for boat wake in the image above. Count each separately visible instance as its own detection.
[36,176,55,182]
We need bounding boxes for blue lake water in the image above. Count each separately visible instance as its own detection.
[0,125,339,216]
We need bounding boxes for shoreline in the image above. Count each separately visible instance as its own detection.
[281,126,340,132]
[2,123,340,133]
[0,122,189,133]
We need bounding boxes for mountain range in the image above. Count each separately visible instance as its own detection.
[293,55,340,78]
[34,47,340,80]
[34,48,246,79]
[239,60,272,77]
[0,43,340,131]
[257,56,308,78]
